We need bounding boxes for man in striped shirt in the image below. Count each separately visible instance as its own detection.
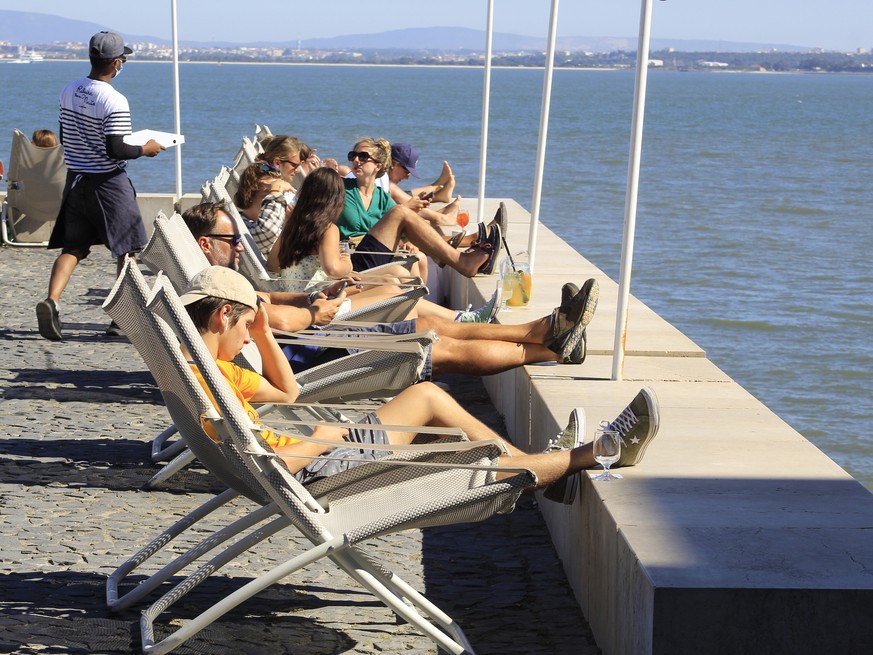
[36,31,164,341]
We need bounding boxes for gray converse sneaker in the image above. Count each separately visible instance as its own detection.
[546,278,599,363]
[36,298,62,341]
[542,408,586,452]
[455,287,502,323]
[542,408,586,504]
[608,387,660,467]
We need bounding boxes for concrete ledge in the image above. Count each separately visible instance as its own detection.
[445,201,873,654]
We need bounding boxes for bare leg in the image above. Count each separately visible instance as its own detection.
[47,251,85,302]
[373,382,594,486]
[368,206,487,277]
[417,314,551,344]
[440,195,461,216]
[431,336,558,375]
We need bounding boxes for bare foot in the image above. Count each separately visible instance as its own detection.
[454,247,489,277]
[433,162,455,203]
[441,195,461,215]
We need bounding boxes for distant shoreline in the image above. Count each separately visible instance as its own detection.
[5,58,864,75]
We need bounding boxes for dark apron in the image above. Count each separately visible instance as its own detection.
[48,168,146,257]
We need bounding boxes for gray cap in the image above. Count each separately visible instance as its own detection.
[89,31,133,59]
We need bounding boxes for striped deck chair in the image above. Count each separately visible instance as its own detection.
[103,261,428,613]
[137,273,535,655]
[1,128,67,246]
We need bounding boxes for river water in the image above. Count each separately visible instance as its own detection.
[2,61,871,488]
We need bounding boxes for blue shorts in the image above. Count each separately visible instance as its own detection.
[350,233,395,272]
[294,412,390,484]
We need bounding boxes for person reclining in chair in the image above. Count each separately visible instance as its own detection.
[181,265,661,504]
[181,202,602,377]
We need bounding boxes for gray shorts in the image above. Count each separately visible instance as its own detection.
[294,412,390,484]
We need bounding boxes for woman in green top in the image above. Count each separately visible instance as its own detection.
[341,138,501,279]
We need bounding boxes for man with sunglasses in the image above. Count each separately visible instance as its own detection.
[182,202,349,332]
[36,31,164,342]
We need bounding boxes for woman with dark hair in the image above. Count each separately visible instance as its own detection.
[268,167,352,287]
[268,168,503,323]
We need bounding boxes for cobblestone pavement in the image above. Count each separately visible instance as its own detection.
[0,247,600,655]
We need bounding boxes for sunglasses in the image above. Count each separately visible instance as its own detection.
[255,162,280,174]
[278,158,302,170]
[348,150,377,163]
[206,233,243,246]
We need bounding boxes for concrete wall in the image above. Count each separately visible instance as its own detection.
[445,198,873,654]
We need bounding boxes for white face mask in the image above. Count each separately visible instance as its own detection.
[114,60,123,78]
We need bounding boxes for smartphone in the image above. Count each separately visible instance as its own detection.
[420,190,435,201]
[328,281,349,299]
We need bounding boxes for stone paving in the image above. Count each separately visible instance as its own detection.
[0,246,600,655]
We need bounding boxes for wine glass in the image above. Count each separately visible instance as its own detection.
[592,425,622,481]
[456,209,470,228]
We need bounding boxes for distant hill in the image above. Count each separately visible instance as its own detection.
[0,9,814,54]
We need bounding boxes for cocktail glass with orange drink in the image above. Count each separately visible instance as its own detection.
[456,209,470,228]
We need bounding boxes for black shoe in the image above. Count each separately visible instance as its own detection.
[104,321,125,338]
[36,298,62,341]
[542,472,580,504]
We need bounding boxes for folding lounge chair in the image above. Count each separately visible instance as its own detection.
[144,209,427,325]
[137,211,434,485]
[1,128,67,246]
[137,274,536,655]
[103,261,429,613]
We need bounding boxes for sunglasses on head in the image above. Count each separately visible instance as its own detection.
[255,162,280,174]
[348,150,377,163]
[206,233,243,246]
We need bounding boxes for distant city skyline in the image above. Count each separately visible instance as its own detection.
[0,0,869,52]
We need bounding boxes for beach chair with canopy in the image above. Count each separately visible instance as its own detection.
[135,272,535,655]
[103,261,430,612]
[1,128,67,246]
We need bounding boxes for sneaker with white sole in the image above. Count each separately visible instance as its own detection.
[542,408,587,504]
[546,278,599,363]
[542,408,586,452]
[455,286,502,323]
[609,386,661,468]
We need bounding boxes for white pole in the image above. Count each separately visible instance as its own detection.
[526,0,560,274]
[170,0,183,200]
[476,0,495,225]
[612,0,655,381]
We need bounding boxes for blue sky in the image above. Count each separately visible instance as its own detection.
[2,0,870,51]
